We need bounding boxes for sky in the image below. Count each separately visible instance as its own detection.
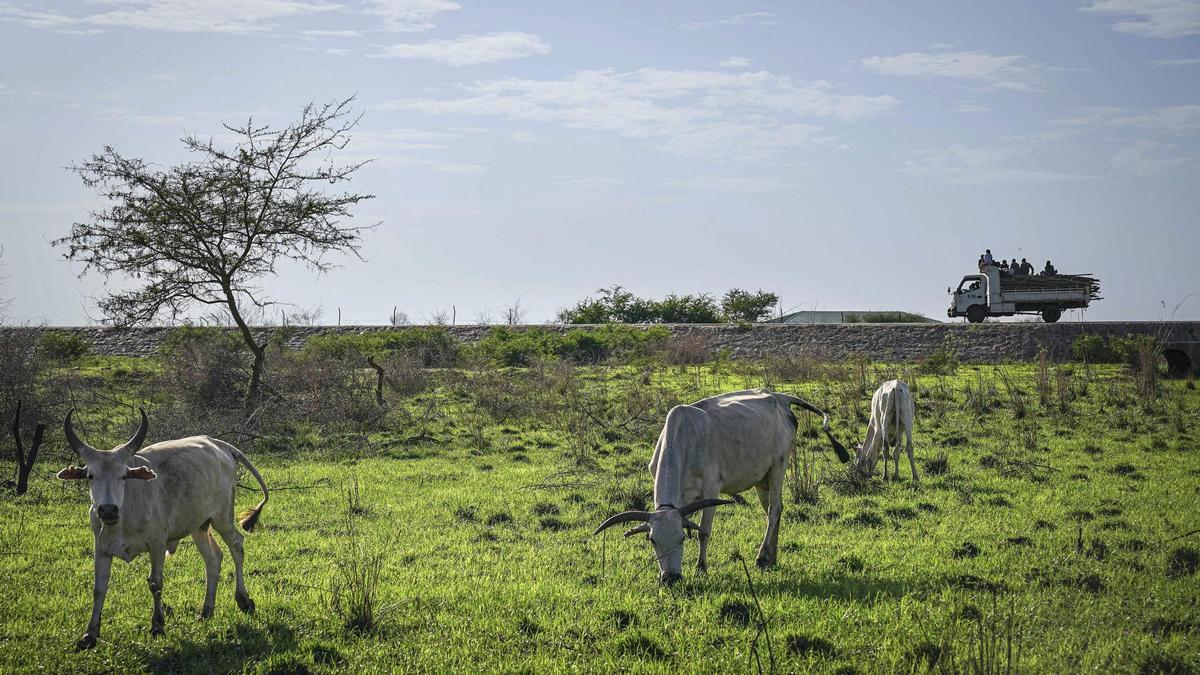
[1,0,1198,325]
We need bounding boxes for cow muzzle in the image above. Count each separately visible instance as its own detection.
[659,571,684,586]
[96,504,119,525]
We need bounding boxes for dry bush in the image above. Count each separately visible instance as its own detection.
[760,354,827,386]
[1036,349,1053,407]
[662,334,710,365]
[155,327,249,412]
[995,369,1028,420]
[787,443,821,505]
[264,347,383,428]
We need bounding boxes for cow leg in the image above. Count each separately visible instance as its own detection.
[696,505,716,574]
[212,520,255,613]
[893,436,901,482]
[756,463,785,569]
[147,545,167,637]
[77,552,112,650]
[191,528,222,619]
[906,427,919,485]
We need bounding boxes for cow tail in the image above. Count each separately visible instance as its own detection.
[222,441,269,532]
[779,393,851,464]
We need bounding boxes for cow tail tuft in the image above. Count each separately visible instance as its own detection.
[239,505,264,532]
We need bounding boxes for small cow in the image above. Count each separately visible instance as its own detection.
[594,389,849,584]
[854,380,918,483]
[56,410,268,650]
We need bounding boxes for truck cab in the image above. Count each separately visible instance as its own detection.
[948,271,992,323]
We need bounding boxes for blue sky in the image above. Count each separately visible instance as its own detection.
[1,0,1198,324]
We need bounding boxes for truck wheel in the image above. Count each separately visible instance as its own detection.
[1042,306,1062,323]
[966,305,987,323]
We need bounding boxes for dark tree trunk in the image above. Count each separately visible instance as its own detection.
[221,283,267,415]
[9,400,46,496]
[367,356,386,407]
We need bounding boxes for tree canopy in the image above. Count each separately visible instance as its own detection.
[57,98,374,408]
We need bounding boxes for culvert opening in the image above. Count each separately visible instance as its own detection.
[1163,349,1192,378]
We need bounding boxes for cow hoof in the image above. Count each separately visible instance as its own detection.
[150,625,165,638]
[755,556,774,570]
[236,594,256,614]
[696,564,708,576]
[75,634,97,651]
[199,607,214,620]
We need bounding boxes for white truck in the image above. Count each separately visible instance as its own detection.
[948,266,1100,323]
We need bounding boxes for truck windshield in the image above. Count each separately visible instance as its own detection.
[957,277,983,294]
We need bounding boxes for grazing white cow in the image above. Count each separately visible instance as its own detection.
[56,410,268,650]
[854,380,918,483]
[594,389,849,584]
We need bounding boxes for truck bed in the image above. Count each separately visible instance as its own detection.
[1000,273,1101,300]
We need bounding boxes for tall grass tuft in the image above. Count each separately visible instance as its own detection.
[327,482,392,634]
[787,442,821,505]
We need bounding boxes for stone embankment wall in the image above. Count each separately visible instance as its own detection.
[3,322,1198,365]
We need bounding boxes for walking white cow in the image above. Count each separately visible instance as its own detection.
[594,389,849,584]
[55,410,268,650]
[854,380,918,483]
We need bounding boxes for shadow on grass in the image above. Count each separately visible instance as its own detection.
[140,620,298,674]
[753,573,914,605]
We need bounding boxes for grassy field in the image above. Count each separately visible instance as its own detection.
[1,356,1198,674]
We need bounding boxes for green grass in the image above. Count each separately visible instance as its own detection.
[1,360,1198,673]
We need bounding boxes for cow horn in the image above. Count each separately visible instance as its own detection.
[682,517,707,536]
[117,409,149,456]
[63,409,96,459]
[593,511,652,535]
[677,498,736,517]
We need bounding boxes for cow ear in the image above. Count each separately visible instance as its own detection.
[126,466,157,481]
[57,466,88,480]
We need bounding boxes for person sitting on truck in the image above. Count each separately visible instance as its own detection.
[1011,259,1025,276]
[1020,258,1034,276]
[978,254,986,271]
[1041,260,1057,275]
[983,249,994,266]
[999,260,1010,273]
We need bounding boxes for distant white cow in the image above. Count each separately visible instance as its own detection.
[56,410,268,650]
[854,380,917,483]
[594,389,849,584]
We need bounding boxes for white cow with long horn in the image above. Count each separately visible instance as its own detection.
[594,389,849,584]
[56,409,269,650]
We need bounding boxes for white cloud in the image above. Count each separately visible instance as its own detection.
[298,46,353,56]
[302,29,363,37]
[377,68,898,161]
[1082,0,1200,38]
[0,0,339,34]
[366,0,460,32]
[661,176,787,194]
[720,56,752,68]
[683,11,779,31]
[899,144,1099,184]
[955,102,990,113]
[862,50,1049,92]
[1110,139,1193,175]
[372,32,551,65]
[552,177,629,188]
[1152,57,1200,65]
[1061,104,1200,133]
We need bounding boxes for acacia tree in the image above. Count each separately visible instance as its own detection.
[56,98,374,410]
